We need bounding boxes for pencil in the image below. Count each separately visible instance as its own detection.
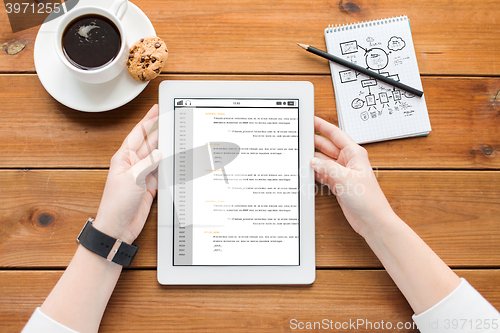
[297,43,423,97]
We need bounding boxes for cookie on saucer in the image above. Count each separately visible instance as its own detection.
[127,36,168,82]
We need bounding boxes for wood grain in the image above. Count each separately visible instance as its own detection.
[1,0,499,331]
[1,0,500,75]
[0,75,498,169]
[1,169,498,269]
[1,269,499,333]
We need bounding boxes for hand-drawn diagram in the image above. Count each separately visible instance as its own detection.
[338,35,416,121]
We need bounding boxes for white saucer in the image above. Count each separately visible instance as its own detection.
[34,0,156,112]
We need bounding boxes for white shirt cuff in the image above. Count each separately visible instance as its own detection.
[22,307,79,333]
[413,278,500,333]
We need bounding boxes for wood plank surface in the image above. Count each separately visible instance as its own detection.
[1,269,499,333]
[0,75,498,169]
[1,169,498,269]
[1,0,500,75]
[1,0,499,331]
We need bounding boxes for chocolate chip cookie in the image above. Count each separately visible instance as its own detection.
[127,36,168,82]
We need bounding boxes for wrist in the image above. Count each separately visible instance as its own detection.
[93,215,135,244]
[76,243,123,271]
[77,218,139,267]
[358,208,401,241]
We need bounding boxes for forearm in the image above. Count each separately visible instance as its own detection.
[31,105,159,333]
[361,212,460,315]
[41,245,122,333]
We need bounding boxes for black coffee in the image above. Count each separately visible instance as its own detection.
[62,14,121,70]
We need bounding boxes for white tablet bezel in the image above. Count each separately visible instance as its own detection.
[157,80,315,285]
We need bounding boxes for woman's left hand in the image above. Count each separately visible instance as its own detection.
[93,104,162,244]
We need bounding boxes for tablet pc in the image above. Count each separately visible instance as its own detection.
[157,81,315,284]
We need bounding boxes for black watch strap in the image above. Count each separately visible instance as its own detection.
[77,218,139,267]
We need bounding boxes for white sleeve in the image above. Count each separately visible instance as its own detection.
[413,278,500,333]
[21,307,79,333]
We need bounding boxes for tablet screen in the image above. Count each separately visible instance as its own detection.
[173,98,299,266]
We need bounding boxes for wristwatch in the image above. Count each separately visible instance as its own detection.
[76,217,139,267]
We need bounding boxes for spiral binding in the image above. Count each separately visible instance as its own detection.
[324,15,407,33]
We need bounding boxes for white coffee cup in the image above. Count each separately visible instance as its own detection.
[54,0,128,84]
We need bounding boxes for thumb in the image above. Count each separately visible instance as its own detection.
[310,157,345,183]
[132,149,162,187]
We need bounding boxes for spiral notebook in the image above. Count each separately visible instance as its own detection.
[324,16,431,144]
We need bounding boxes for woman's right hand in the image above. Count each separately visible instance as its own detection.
[310,116,395,237]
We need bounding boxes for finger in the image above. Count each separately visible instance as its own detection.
[137,128,159,160]
[314,151,336,162]
[314,116,356,150]
[145,173,158,198]
[314,170,329,185]
[310,156,344,182]
[313,152,341,182]
[151,167,159,180]
[131,149,162,188]
[315,134,340,160]
[122,105,159,152]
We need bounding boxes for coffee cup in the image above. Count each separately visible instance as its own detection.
[54,0,128,84]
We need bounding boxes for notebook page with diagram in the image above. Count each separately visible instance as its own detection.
[324,16,431,144]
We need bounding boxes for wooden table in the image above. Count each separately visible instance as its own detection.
[1,0,499,332]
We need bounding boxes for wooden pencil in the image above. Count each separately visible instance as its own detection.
[297,43,423,97]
